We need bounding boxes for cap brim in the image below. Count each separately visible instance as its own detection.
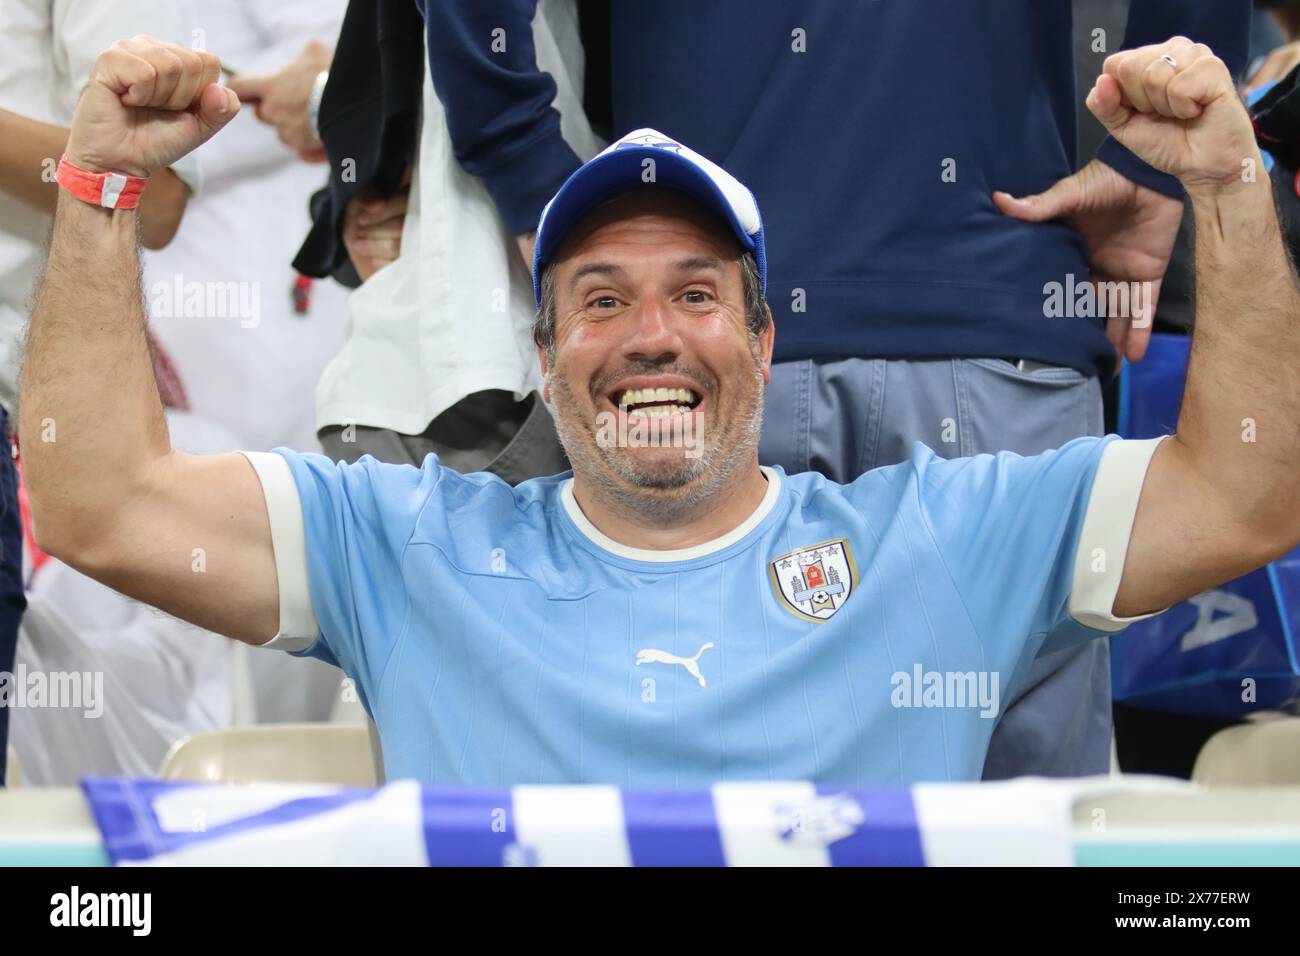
[533,146,758,304]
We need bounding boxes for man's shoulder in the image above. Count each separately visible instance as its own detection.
[779,435,1116,520]
[273,446,570,529]
[778,450,929,513]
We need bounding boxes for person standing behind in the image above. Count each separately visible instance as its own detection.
[235,0,602,483]
[420,0,1250,780]
[144,0,349,457]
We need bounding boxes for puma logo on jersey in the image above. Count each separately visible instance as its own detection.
[635,643,714,687]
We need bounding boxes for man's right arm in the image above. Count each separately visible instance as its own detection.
[19,37,280,646]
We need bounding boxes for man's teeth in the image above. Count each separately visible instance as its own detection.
[630,404,692,416]
[617,387,698,408]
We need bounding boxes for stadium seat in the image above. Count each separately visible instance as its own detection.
[158,723,378,787]
[4,745,20,787]
[1192,715,1300,786]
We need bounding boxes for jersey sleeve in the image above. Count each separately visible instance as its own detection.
[915,434,1167,658]
[241,449,443,697]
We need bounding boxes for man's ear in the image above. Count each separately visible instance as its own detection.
[759,305,776,385]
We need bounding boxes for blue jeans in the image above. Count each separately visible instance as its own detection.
[0,410,26,785]
[759,357,1110,778]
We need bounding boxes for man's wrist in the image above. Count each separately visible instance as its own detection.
[56,155,149,209]
[61,146,150,180]
[1187,165,1278,244]
[54,187,139,243]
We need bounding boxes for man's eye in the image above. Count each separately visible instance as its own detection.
[588,296,619,309]
[682,290,713,303]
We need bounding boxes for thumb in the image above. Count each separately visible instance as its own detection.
[993,172,1084,223]
[1085,72,1134,134]
[195,84,240,138]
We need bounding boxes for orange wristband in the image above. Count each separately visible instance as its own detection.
[55,155,148,209]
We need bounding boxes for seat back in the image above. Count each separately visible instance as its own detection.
[3,745,21,787]
[1192,716,1300,786]
[159,723,378,786]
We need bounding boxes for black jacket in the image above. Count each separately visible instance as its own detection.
[292,0,424,286]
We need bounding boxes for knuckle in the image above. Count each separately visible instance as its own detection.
[156,52,183,78]
[179,50,204,77]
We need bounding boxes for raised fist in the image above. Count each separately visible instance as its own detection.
[64,36,240,179]
[1089,38,1260,197]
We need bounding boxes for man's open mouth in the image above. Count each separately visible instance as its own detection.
[612,386,703,417]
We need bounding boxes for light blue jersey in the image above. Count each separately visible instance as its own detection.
[246,434,1162,787]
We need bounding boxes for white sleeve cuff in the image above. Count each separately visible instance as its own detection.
[1069,436,1169,632]
[241,451,319,651]
[167,153,203,196]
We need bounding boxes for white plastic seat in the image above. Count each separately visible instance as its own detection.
[159,723,378,787]
[4,745,20,787]
[1192,715,1300,786]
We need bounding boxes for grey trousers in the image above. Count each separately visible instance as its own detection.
[759,356,1110,779]
[318,389,569,480]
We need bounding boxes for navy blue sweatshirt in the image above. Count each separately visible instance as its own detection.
[423,0,1250,378]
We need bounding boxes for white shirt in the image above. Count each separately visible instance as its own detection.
[0,0,202,417]
[314,0,605,435]
[142,0,349,453]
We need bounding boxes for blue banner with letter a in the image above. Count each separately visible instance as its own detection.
[1113,333,1300,717]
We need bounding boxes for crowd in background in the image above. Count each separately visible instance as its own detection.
[0,0,1297,786]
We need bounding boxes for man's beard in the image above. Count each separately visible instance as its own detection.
[547,349,766,523]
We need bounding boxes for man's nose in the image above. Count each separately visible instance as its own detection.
[623,297,684,361]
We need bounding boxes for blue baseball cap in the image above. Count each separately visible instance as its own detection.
[532,127,767,305]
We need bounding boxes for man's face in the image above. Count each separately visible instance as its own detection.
[541,189,774,514]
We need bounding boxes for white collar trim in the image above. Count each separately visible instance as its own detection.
[560,467,781,563]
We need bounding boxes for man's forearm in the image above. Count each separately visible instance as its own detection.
[19,193,170,556]
[0,108,187,247]
[0,109,71,213]
[1177,171,1300,558]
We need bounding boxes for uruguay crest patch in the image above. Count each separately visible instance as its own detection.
[768,538,858,623]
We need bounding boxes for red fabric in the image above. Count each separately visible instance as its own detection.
[13,449,50,582]
[145,328,190,411]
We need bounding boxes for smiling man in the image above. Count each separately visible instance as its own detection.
[21,37,1300,786]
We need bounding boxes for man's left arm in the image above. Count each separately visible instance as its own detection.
[1091,39,1300,616]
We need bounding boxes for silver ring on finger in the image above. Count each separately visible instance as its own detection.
[1160,53,1178,70]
